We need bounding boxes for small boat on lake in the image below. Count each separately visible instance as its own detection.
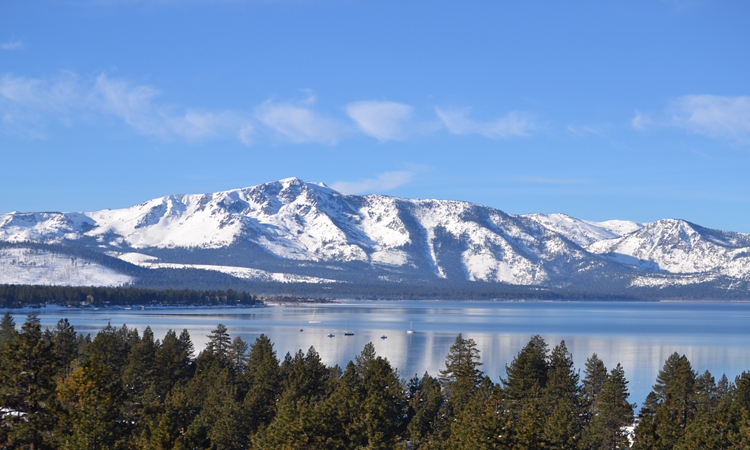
[327,333,335,338]
[407,321,415,334]
[380,335,387,340]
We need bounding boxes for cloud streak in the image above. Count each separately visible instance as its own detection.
[1,70,543,145]
[0,72,253,143]
[1,40,23,51]
[92,74,252,142]
[331,171,414,194]
[346,101,414,141]
[436,107,535,139]
[255,99,349,144]
[634,95,750,143]
[0,72,85,112]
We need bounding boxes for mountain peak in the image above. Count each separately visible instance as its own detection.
[277,176,306,185]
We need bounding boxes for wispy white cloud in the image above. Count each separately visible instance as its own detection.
[668,95,750,143]
[0,72,85,112]
[255,99,349,144]
[633,95,750,144]
[1,40,23,51]
[92,74,252,142]
[630,110,650,131]
[0,72,254,143]
[346,101,413,141]
[567,123,608,137]
[2,70,547,146]
[435,107,535,139]
[331,171,414,194]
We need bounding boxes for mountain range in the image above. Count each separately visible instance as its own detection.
[1,177,749,299]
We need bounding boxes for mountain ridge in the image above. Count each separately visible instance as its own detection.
[1,178,749,298]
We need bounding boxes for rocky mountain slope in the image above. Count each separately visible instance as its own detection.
[1,178,748,298]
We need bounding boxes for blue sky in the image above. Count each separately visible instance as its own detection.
[1,1,749,232]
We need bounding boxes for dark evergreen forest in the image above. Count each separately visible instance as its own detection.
[0,285,259,309]
[2,313,750,449]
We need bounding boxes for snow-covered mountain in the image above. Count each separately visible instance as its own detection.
[588,219,750,279]
[1,178,749,297]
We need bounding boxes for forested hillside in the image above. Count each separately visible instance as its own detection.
[1,313,749,449]
[0,285,259,308]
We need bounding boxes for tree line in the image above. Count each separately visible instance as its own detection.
[1,312,750,449]
[0,285,259,308]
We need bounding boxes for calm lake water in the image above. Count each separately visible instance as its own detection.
[9,300,750,409]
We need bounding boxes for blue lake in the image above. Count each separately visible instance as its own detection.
[10,300,750,408]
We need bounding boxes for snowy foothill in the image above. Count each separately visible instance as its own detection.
[0,247,133,287]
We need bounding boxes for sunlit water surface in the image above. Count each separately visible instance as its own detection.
[11,300,750,408]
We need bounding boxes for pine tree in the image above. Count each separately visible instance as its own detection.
[206,324,232,361]
[676,393,735,450]
[542,399,581,450]
[149,385,195,450]
[153,328,194,398]
[582,353,608,416]
[439,334,484,387]
[243,334,282,432]
[184,368,248,449]
[280,346,332,400]
[544,341,581,406]
[735,371,750,411]
[584,363,634,450]
[729,409,750,448]
[178,328,195,359]
[510,395,547,449]
[654,353,697,448]
[404,372,443,449]
[122,326,160,443]
[83,323,136,376]
[502,335,549,404]
[253,346,339,450]
[0,311,16,348]
[437,333,484,430]
[56,355,128,449]
[446,378,509,450]
[0,315,57,449]
[319,361,366,449]
[358,349,406,449]
[693,370,718,415]
[539,341,582,449]
[251,386,332,450]
[229,335,250,373]
[51,318,78,379]
[633,393,659,450]
[716,373,730,399]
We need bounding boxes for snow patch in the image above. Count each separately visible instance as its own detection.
[0,248,132,286]
[110,252,159,265]
[131,261,339,284]
[629,273,719,288]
